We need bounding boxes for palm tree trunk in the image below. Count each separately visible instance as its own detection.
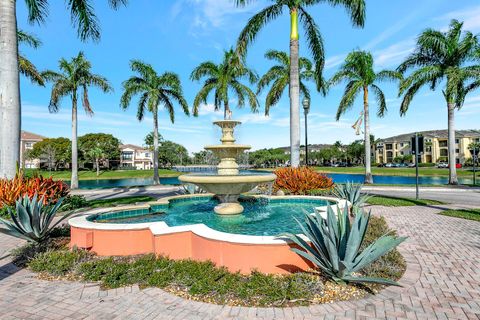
[153,111,160,185]
[363,86,373,184]
[96,158,100,177]
[224,100,230,120]
[447,103,458,184]
[289,8,300,168]
[0,0,21,179]
[71,93,79,189]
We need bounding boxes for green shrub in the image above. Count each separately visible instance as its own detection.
[29,248,90,276]
[61,195,89,211]
[418,163,435,167]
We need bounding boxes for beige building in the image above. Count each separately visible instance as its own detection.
[20,131,45,169]
[375,130,480,165]
[119,144,153,170]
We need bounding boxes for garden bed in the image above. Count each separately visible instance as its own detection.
[13,216,406,307]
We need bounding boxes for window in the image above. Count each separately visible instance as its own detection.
[400,151,404,155]
[386,144,393,150]
[426,146,432,152]
[455,149,460,154]
[440,149,448,157]
[25,142,33,148]
[145,152,150,158]
[439,140,448,147]
[400,143,404,147]
[122,152,133,160]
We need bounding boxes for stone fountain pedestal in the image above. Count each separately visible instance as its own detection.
[179,120,276,215]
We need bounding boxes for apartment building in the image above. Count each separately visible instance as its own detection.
[20,131,45,169]
[119,144,153,170]
[375,130,480,164]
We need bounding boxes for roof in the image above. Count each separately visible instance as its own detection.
[120,144,149,151]
[378,129,480,143]
[21,130,45,141]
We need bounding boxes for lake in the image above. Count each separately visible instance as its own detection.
[72,172,476,189]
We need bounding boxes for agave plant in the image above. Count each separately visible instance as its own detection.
[0,194,73,243]
[333,182,371,213]
[280,205,406,286]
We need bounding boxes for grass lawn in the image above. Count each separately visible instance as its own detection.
[438,208,480,221]
[25,169,180,180]
[366,195,445,207]
[313,166,474,177]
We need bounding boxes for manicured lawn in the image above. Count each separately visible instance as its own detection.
[438,208,480,221]
[366,195,445,207]
[314,166,473,177]
[25,169,180,180]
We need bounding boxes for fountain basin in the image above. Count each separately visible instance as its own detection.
[69,194,349,274]
[178,173,276,214]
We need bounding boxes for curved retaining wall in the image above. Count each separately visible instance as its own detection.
[69,195,348,274]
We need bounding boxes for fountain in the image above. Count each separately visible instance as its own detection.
[179,120,276,215]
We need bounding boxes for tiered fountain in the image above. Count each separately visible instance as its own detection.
[179,120,276,215]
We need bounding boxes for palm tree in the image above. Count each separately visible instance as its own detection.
[191,49,259,119]
[257,50,315,116]
[397,20,479,184]
[0,0,127,179]
[43,52,113,189]
[329,50,401,184]
[235,0,366,167]
[18,30,44,86]
[121,60,189,185]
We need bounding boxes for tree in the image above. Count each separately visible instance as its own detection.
[43,52,113,189]
[235,0,365,167]
[78,133,120,172]
[18,30,44,86]
[329,50,401,184]
[191,48,259,119]
[257,50,315,115]
[397,20,479,184]
[158,140,190,167]
[27,138,71,171]
[0,0,127,179]
[121,60,189,184]
[144,131,164,150]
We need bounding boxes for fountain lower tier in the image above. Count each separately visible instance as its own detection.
[178,173,276,215]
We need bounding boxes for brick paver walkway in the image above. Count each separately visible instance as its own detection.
[0,205,479,319]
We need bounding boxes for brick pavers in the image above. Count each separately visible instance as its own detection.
[0,205,479,319]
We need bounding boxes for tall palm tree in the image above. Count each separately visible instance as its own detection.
[43,52,113,189]
[257,50,315,116]
[397,20,479,184]
[235,0,366,167]
[18,30,44,86]
[0,0,127,179]
[191,49,259,119]
[329,50,401,184]
[121,60,189,185]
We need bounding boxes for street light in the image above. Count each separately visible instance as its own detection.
[302,97,310,166]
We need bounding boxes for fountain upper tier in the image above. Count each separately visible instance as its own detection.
[178,119,276,215]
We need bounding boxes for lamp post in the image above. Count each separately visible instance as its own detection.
[302,97,310,166]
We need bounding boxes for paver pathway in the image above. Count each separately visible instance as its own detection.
[0,205,479,319]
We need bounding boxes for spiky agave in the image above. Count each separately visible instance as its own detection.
[333,181,371,213]
[0,194,73,243]
[280,205,406,286]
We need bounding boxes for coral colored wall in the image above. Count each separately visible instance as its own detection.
[70,227,313,274]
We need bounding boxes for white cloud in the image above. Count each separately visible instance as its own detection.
[197,103,223,116]
[435,5,480,32]
[372,38,415,69]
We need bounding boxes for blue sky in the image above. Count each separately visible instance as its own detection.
[17,0,480,153]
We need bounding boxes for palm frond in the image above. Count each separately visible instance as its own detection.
[298,7,325,93]
[19,55,45,86]
[336,80,362,120]
[371,84,387,117]
[25,0,49,24]
[67,0,101,41]
[17,30,42,48]
[236,3,284,57]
